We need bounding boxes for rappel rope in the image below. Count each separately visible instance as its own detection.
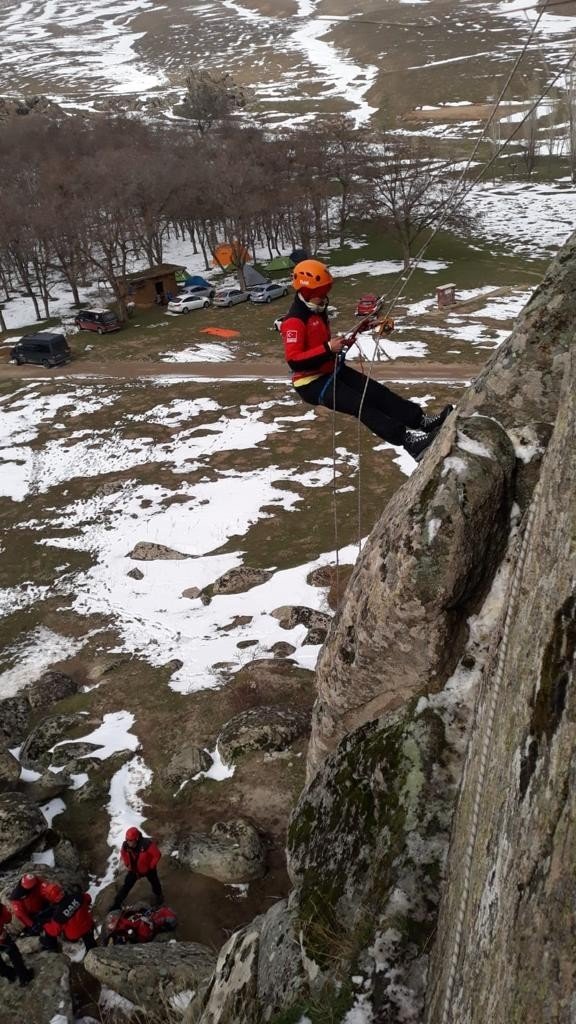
[439,475,543,1024]
[326,0,572,560]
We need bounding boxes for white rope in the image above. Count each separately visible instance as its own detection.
[439,478,542,1024]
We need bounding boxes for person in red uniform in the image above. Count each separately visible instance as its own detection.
[281,260,453,461]
[9,873,50,934]
[40,883,96,953]
[109,827,163,911]
[0,904,34,986]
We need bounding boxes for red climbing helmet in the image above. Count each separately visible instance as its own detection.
[20,874,38,890]
[125,827,141,843]
[43,882,64,903]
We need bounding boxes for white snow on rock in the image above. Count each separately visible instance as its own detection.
[55,710,140,760]
[0,627,84,698]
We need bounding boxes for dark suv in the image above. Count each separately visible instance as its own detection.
[75,308,121,334]
[10,333,72,368]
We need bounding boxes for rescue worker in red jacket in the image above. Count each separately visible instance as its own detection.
[281,260,453,461]
[9,873,50,934]
[0,904,34,986]
[110,827,163,911]
[40,883,96,952]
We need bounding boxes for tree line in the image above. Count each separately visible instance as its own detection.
[0,112,473,326]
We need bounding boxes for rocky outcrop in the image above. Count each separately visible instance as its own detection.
[26,671,78,711]
[19,713,90,767]
[174,819,266,883]
[162,746,212,787]
[188,232,576,1023]
[308,226,575,778]
[84,941,217,1014]
[0,744,20,790]
[0,792,47,865]
[0,951,72,1023]
[127,541,191,560]
[425,348,576,1024]
[0,693,31,745]
[217,706,310,763]
[212,567,272,594]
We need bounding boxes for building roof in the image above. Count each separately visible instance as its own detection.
[123,264,185,283]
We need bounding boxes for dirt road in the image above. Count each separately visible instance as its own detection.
[1,359,479,383]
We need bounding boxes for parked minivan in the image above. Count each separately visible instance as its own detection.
[10,332,72,368]
[74,308,121,334]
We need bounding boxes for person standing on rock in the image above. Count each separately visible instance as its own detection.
[280,260,453,461]
[40,883,96,953]
[109,827,163,911]
[9,874,50,934]
[0,904,34,986]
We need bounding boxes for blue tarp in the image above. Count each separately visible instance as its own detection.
[184,275,211,288]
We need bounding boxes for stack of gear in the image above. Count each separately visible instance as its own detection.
[102,905,177,946]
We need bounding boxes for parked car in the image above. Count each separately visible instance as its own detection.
[167,294,211,314]
[213,287,250,308]
[273,305,338,331]
[178,284,215,300]
[355,293,379,317]
[10,332,72,368]
[74,308,121,334]
[249,282,289,304]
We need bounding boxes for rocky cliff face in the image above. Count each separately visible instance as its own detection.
[187,232,576,1024]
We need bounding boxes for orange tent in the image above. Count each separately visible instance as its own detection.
[212,241,249,268]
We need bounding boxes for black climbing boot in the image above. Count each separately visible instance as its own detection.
[18,967,34,987]
[420,404,454,432]
[404,428,438,462]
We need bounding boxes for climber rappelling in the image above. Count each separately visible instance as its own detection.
[280,259,453,461]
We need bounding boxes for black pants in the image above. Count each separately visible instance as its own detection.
[113,868,163,908]
[296,364,423,445]
[41,929,96,953]
[0,938,30,983]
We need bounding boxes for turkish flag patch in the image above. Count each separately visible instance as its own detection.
[286,330,298,344]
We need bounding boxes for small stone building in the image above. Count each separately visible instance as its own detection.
[120,264,185,308]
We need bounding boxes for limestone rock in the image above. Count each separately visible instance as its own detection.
[127,541,190,560]
[269,641,296,658]
[271,605,332,634]
[49,741,101,768]
[175,818,266,883]
[217,706,310,763]
[0,951,72,1023]
[26,671,78,711]
[25,768,71,803]
[0,792,47,866]
[212,567,272,595]
[127,567,144,580]
[0,693,31,745]
[19,713,89,767]
[162,746,212,787]
[308,414,516,775]
[83,941,216,1013]
[182,586,202,599]
[0,744,20,790]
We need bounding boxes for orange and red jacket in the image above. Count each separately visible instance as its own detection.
[281,293,335,384]
[120,837,161,876]
[9,881,49,928]
[0,905,12,945]
[43,892,94,942]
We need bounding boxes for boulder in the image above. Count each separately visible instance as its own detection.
[271,606,332,633]
[83,941,216,1014]
[26,671,78,711]
[0,792,47,866]
[0,693,31,745]
[25,768,71,803]
[85,654,129,683]
[127,541,191,560]
[212,567,272,595]
[0,951,72,1023]
[19,713,90,767]
[49,742,101,768]
[217,706,310,763]
[269,642,296,659]
[0,744,20,790]
[175,819,266,883]
[127,567,144,580]
[162,746,212,787]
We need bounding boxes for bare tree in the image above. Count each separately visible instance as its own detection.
[182,69,246,135]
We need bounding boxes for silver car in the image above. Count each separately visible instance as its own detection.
[249,282,289,304]
[213,287,250,307]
